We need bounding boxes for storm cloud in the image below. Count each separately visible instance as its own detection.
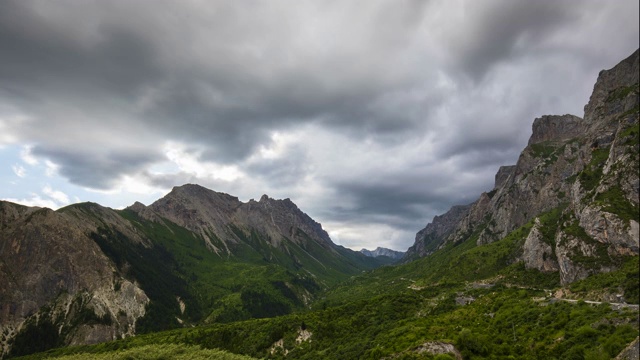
[1,0,638,250]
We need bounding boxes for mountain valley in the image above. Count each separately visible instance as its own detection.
[0,49,638,359]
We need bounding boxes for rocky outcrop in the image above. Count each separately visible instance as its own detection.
[528,114,585,145]
[413,341,462,360]
[584,50,639,123]
[522,219,559,272]
[407,49,639,285]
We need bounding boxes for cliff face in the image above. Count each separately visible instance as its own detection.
[405,204,471,260]
[405,49,639,285]
[0,202,148,358]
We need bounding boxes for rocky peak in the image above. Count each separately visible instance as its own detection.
[165,184,241,207]
[236,194,333,249]
[127,201,147,212]
[360,247,405,260]
[528,114,585,145]
[584,49,639,123]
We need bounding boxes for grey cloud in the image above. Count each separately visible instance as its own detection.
[32,146,163,189]
[245,146,310,188]
[448,1,577,81]
[325,167,490,230]
[0,6,161,101]
[1,0,437,170]
[0,0,638,251]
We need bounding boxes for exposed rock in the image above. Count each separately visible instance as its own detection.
[296,327,312,344]
[269,339,288,356]
[146,184,339,256]
[494,165,516,189]
[615,336,639,360]
[413,341,462,360]
[148,184,243,253]
[522,219,559,272]
[404,204,471,259]
[584,49,639,123]
[455,294,475,306]
[577,206,639,255]
[554,233,592,284]
[528,114,585,145]
[0,203,149,357]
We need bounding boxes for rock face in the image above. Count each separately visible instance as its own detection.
[360,247,405,260]
[494,165,516,189]
[0,202,148,358]
[405,49,639,285]
[405,204,472,259]
[521,219,559,272]
[139,184,351,260]
[527,114,585,146]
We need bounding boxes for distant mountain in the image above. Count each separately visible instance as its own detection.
[405,49,639,286]
[0,185,384,358]
[360,247,405,261]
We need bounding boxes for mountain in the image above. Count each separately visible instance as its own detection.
[0,185,382,358]
[7,49,639,360]
[360,247,405,261]
[405,49,639,285]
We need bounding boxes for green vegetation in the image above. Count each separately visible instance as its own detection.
[605,84,639,103]
[594,185,639,226]
[570,256,640,304]
[15,286,637,360]
[537,205,566,247]
[529,142,558,159]
[579,147,610,192]
[18,344,255,360]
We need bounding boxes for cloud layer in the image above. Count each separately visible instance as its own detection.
[1,0,638,250]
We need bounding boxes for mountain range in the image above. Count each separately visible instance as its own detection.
[0,185,385,358]
[0,49,638,359]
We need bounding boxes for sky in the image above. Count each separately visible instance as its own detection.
[1,1,638,251]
